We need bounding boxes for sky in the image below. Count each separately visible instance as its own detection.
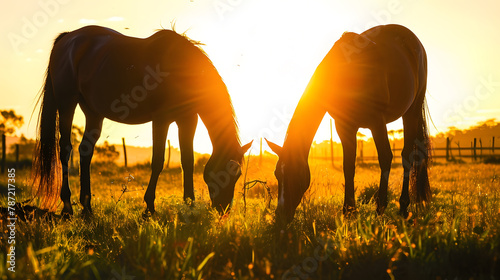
[1,0,500,154]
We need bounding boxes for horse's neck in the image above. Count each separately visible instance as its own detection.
[197,96,240,154]
[283,91,326,160]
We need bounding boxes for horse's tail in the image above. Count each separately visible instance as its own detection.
[409,96,432,203]
[32,32,68,209]
[410,47,432,203]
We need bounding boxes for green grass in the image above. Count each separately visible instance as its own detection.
[1,159,499,279]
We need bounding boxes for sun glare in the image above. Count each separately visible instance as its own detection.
[196,2,351,151]
[2,0,500,155]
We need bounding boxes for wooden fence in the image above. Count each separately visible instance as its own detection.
[1,134,498,173]
[441,137,497,161]
[0,135,174,172]
[308,136,499,165]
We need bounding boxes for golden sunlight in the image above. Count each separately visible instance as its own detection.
[1,0,499,154]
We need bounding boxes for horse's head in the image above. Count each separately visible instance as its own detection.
[266,139,311,225]
[204,141,252,213]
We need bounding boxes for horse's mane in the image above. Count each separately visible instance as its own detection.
[154,28,241,145]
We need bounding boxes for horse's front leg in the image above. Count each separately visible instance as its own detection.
[371,121,393,215]
[336,121,358,215]
[143,120,169,217]
[177,115,198,204]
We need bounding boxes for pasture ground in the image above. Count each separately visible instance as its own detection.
[1,157,499,279]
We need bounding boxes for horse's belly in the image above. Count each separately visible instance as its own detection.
[384,66,417,120]
[79,62,180,123]
[328,73,415,128]
[327,70,389,125]
[79,81,161,123]
[328,99,386,128]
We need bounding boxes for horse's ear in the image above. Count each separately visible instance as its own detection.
[265,138,282,156]
[240,140,253,155]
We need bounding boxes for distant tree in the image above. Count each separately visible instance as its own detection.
[447,126,462,138]
[94,141,119,163]
[477,118,497,127]
[0,110,23,135]
[396,129,404,138]
[388,130,395,140]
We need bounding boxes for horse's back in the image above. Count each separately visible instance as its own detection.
[49,26,134,90]
[362,24,426,72]
[318,24,426,126]
[49,26,185,123]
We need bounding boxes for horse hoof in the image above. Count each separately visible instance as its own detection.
[376,205,387,216]
[61,211,73,220]
[60,207,73,220]
[399,208,409,219]
[142,208,155,220]
[81,208,94,220]
[184,198,195,207]
[376,200,387,216]
[343,205,357,218]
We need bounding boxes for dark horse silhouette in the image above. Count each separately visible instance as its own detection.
[32,26,251,217]
[267,24,431,224]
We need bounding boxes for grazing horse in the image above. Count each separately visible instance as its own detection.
[32,25,252,217]
[267,24,431,224]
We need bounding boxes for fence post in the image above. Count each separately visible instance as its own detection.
[457,141,461,159]
[166,140,171,168]
[492,136,495,154]
[358,140,364,164]
[479,138,483,160]
[1,134,5,174]
[122,137,127,168]
[473,138,477,161]
[446,137,450,161]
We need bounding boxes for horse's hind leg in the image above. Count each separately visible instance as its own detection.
[79,115,103,217]
[177,115,198,203]
[371,121,393,215]
[400,115,418,218]
[400,95,431,218]
[143,120,170,217]
[59,105,77,217]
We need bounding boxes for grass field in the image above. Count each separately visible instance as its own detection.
[1,157,499,279]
